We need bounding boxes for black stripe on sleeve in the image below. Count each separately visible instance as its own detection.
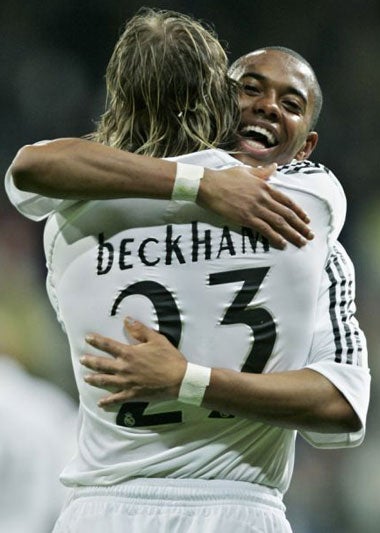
[278,160,330,175]
[325,246,363,365]
[326,255,343,362]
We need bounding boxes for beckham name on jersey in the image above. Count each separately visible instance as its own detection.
[97,221,270,275]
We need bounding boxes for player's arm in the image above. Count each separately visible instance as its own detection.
[80,246,370,440]
[80,242,369,440]
[8,138,313,248]
[80,318,360,434]
[299,243,370,447]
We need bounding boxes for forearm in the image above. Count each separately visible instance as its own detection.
[81,323,361,434]
[202,367,361,433]
[11,138,177,199]
[9,138,313,248]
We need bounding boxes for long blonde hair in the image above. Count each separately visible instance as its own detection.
[90,8,239,157]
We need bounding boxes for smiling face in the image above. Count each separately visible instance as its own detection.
[229,49,319,166]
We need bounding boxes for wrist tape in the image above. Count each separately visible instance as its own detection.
[178,362,211,406]
[171,163,204,202]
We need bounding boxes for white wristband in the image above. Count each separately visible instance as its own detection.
[171,163,204,202]
[178,362,211,406]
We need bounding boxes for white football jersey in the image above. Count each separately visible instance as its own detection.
[5,149,370,495]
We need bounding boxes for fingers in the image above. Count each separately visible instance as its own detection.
[236,177,313,246]
[85,333,127,357]
[86,320,159,355]
[246,212,300,249]
[123,317,154,343]
[81,352,132,397]
[81,320,184,406]
[80,354,121,373]
[265,199,315,242]
[255,208,312,248]
[83,371,126,391]
[251,184,314,247]
[246,218,288,250]
[247,203,314,248]
[98,391,131,409]
[271,222,308,249]
[202,165,313,248]
[269,187,311,223]
[252,171,313,234]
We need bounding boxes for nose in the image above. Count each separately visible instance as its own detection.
[252,92,280,121]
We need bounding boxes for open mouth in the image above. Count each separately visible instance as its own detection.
[239,125,278,149]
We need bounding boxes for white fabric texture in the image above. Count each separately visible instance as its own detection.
[4,148,369,498]
[53,479,292,533]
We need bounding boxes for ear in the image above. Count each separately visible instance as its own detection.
[295,131,318,161]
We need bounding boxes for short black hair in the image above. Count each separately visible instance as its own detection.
[230,46,323,130]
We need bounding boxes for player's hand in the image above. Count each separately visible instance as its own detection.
[80,318,187,409]
[198,164,314,249]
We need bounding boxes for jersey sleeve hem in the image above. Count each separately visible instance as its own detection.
[300,361,370,448]
[4,167,77,222]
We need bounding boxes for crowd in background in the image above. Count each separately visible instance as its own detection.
[1,1,379,531]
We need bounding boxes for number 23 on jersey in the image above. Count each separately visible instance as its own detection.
[111,267,275,427]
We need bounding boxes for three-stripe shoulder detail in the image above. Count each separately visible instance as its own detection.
[325,245,363,365]
[279,160,331,176]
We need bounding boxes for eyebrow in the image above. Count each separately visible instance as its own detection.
[241,72,308,106]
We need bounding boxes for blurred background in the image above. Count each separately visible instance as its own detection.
[1,0,379,531]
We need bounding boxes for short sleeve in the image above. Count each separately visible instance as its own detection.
[300,242,370,448]
[4,140,78,221]
[274,160,347,242]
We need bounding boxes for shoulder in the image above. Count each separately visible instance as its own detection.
[276,160,343,192]
[277,159,345,196]
[278,159,332,176]
[272,160,347,240]
[164,149,241,170]
[275,160,345,204]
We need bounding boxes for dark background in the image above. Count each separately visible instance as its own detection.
[1,1,379,531]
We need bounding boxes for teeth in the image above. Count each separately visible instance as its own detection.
[241,125,276,146]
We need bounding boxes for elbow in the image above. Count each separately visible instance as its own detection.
[337,392,363,433]
[321,378,364,434]
[344,410,362,433]
[313,396,363,434]
[328,403,362,434]
[11,145,46,192]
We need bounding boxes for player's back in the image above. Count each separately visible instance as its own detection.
[43,149,346,493]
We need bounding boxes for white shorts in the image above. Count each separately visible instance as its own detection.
[52,478,292,533]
